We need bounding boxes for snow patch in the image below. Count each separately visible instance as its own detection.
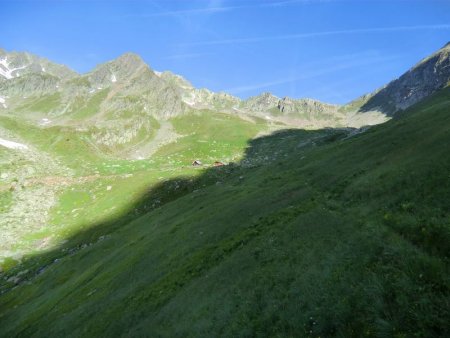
[111,74,117,83]
[42,66,46,72]
[0,57,28,79]
[89,88,96,94]
[40,118,51,126]
[182,99,195,106]
[154,71,162,77]
[182,92,198,106]
[0,138,28,150]
[0,97,6,108]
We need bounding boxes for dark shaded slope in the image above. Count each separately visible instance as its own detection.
[1,89,450,337]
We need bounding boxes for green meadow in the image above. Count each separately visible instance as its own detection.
[0,87,449,336]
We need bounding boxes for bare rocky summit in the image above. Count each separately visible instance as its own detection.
[356,42,450,115]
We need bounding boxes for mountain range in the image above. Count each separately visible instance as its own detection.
[2,43,448,158]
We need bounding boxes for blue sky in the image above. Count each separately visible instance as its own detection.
[1,0,450,103]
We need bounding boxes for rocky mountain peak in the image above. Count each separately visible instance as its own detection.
[242,92,280,112]
[86,52,153,87]
[358,42,450,115]
[159,71,193,89]
[113,52,148,70]
[0,49,77,81]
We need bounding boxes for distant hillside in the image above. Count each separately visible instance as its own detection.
[0,48,387,146]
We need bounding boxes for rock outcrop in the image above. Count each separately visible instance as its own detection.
[357,42,450,115]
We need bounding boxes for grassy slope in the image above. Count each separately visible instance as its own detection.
[70,89,109,120]
[0,110,268,264]
[157,110,267,164]
[0,116,105,174]
[0,89,449,337]
[19,93,62,114]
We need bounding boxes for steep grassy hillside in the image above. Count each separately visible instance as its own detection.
[0,87,449,336]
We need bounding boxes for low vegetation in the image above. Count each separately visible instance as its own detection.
[0,86,449,336]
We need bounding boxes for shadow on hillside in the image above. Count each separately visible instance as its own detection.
[0,127,350,294]
[357,89,394,115]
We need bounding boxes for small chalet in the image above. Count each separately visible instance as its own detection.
[192,160,202,166]
[213,161,225,167]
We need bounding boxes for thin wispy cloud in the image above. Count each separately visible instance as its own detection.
[129,6,233,18]
[163,52,214,60]
[224,53,402,95]
[263,0,335,6]
[127,0,326,18]
[182,24,450,46]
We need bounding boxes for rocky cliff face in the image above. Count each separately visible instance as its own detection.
[242,92,280,113]
[357,42,450,115]
[241,92,342,124]
[277,97,340,119]
[158,71,241,111]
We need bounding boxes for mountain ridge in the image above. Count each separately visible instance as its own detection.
[356,41,450,114]
[0,42,449,158]
[0,49,348,119]
[2,42,449,117]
